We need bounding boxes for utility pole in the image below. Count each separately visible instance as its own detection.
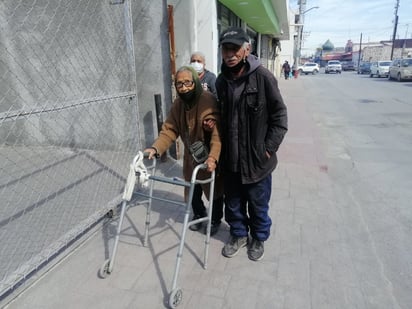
[295,1,320,66]
[390,0,400,60]
[401,24,409,58]
[357,33,362,71]
[294,0,305,67]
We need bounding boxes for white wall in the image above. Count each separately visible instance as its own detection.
[277,8,295,73]
[194,1,219,75]
[169,0,218,75]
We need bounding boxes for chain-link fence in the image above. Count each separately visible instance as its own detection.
[0,0,140,299]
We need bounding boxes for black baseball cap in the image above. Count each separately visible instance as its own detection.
[219,27,249,46]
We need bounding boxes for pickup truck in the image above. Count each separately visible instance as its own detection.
[325,60,342,74]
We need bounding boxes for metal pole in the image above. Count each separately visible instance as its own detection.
[295,5,319,66]
[154,94,167,161]
[296,3,303,66]
[401,24,409,58]
[357,33,363,71]
[391,0,400,60]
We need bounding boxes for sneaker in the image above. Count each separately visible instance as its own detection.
[222,235,248,258]
[203,222,220,236]
[189,215,203,231]
[247,238,264,261]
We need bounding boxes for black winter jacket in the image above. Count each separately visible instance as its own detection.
[216,55,288,184]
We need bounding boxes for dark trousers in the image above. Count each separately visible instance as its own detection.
[224,172,272,241]
[191,184,224,224]
[284,71,290,80]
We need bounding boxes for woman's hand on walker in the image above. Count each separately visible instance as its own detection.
[143,147,157,160]
[205,157,217,172]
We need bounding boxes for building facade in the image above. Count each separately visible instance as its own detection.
[135,0,290,150]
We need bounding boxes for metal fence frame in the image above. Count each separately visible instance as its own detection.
[0,0,140,301]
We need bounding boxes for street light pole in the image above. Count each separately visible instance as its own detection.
[295,6,319,66]
[301,6,320,15]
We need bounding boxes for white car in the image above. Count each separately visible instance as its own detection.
[369,60,391,78]
[299,62,320,75]
[325,60,342,74]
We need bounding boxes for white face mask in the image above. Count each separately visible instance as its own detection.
[190,62,204,73]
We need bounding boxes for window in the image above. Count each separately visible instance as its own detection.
[379,62,391,66]
[402,59,412,66]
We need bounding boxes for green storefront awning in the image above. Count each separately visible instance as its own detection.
[219,0,280,34]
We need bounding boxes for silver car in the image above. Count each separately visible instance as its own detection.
[369,61,391,78]
[388,58,412,82]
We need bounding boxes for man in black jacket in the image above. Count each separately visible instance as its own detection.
[216,27,288,261]
[282,60,291,79]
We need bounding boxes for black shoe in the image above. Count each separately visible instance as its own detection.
[204,222,220,236]
[189,215,203,231]
[222,235,248,258]
[247,238,264,261]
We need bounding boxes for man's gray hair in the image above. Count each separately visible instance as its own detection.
[242,42,252,51]
[190,51,205,61]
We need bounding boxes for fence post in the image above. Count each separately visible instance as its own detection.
[154,94,169,161]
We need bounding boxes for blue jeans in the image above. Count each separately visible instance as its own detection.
[224,172,272,241]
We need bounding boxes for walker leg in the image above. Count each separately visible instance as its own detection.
[203,205,212,269]
[105,199,128,275]
[143,177,155,247]
[170,207,190,291]
[203,174,215,269]
[168,182,195,306]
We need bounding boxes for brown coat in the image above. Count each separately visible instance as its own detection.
[152,91,223,199]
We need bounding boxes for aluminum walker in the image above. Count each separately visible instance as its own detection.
[99,151,215,308]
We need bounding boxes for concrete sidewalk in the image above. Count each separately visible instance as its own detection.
[3,77,342,309]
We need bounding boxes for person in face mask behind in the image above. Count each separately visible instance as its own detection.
[144,66,224,236]
[190,51,217,98]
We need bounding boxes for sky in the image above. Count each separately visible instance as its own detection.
[291,0,412,56]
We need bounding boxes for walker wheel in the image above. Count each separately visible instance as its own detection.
[106,209,114,218]
[168,288,183,308]
[99,259,111,279]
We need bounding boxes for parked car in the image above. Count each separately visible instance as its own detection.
[388,58,412,82]
[341,61,355,71]
[357,62,371,74]
[299,62,320,75]
[369,60,391,78]
[325,60,342,74]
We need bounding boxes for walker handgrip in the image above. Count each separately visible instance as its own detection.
[199,163,208,170]
[191,163,214,184]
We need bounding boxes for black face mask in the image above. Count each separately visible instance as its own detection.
[178,88,196,102]
[228,59,245,74]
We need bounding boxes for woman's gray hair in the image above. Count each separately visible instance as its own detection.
[176,66,194,75]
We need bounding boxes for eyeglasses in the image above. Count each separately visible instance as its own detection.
[175,80,194,88]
